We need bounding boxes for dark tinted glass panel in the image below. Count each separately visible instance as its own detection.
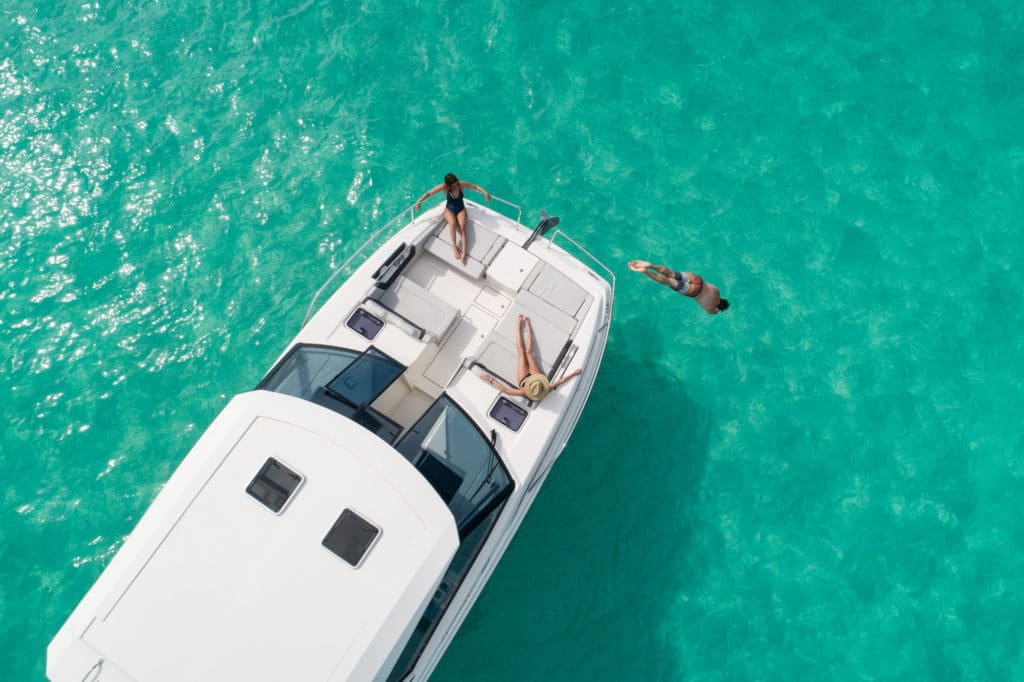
[346,308,383,340]
[323,509,380,567]
[489,397,528,431]
[385,499,507,682]
[353,405,403,444]
[246,458,302,513]
[395,396,513,539]
[258,345,408,442]
[326,347,404,406]
[257,345,360,400]
[417,454,464,504]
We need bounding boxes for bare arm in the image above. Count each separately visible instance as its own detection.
[642,269,675,286]
[630,259,676,286]
[550,368,582,390]
[414,183,445,210]
[480,373,526,397]
[648,264,675,277]
[461,182,491,202]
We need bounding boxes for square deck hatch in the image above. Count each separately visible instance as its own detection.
[246,457,302,513]
[323,509,380,567]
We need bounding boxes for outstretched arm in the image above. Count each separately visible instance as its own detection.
[462,182,492,202]
[628,259,676,286]
[642,269,675,286]
[414,183,445,210]
[480,373,526,396]
[550,368,582,391]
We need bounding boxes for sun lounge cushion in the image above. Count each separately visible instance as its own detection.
[524,262,592,319]
[488,307,570,377]
[426,220,507,279]
[367,278,458,343]
[493,297,572,367]
[424,236,486,279]
[434,220,507,263]
[470,336,522,387]
[507,290,579,336]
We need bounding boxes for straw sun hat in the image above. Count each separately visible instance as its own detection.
[521,374,551,401]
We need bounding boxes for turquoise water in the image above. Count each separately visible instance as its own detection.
[2,0,1023,679]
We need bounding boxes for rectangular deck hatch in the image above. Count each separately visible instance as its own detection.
[323,509,380,567]
[246,457,302,513]
[346,307,384,340]
[489,397,528,431]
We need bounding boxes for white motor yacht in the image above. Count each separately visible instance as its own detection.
[47,195,614,682]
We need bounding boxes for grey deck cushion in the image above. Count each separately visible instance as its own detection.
[508,290,579,336]
[433,220,507,265]
[424,236,486,279]
[524,262,592,319]
[492,307,571,377]
[471,335,522,387]
[367,278,458,343]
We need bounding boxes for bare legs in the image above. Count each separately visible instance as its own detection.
[514,315,542,385]
[444,209,469,265]
[482,315,580,394]
[456,211,469,264]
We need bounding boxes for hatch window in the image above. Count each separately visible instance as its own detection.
[323,509,381,567]
[246,457,302,514]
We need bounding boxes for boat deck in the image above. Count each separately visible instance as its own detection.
[293,201,607,472]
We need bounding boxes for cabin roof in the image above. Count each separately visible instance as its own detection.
[71,391,458,682]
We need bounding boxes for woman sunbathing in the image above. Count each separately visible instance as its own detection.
[480,315,582,401]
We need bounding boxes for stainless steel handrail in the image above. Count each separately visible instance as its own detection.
[301,204,415,328]
[547,229,616,331]
[487,195,523,225]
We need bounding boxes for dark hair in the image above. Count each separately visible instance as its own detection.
[718,298,730,311]
[444,173,459,189]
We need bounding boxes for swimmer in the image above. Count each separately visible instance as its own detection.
[628,260,730,315]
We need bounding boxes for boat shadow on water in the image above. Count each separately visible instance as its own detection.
[438,330,712,681]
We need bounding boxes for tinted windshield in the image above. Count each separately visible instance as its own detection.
[257,345,360,402]
[259,346,513,537]
[395,396,513,539]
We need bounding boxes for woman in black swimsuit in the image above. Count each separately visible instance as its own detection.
[415,173,491,265]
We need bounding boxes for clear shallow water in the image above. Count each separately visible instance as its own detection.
[2,1,1023,679]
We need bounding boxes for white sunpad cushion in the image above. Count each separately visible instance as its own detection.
[473,338,521,387]
[511,290,578,336]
